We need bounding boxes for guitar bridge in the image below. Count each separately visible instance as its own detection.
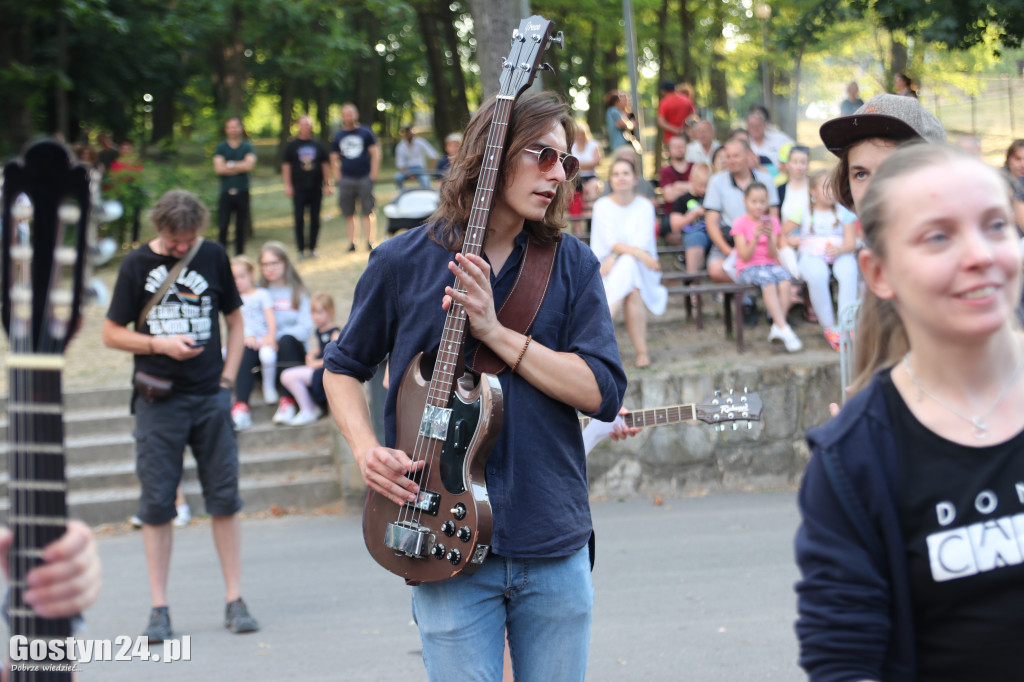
[384,521,432,559]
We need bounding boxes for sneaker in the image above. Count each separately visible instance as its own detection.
[272,397,297,425]
[225,598,260,634]
[823,328,841,352]
[367,241,375,251]
[130,515,143,529]
[173,504,191,527]
[347,242,356,252]
[143,606,172,643]
[231,402,252,431]
[780,325,804,353]
[263,385,279,405]
[288,407,323,426]
[297,251,308,261]
[768,324,785,344]
[309,250,320,259]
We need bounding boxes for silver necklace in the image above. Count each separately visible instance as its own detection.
[902,350,1023,440]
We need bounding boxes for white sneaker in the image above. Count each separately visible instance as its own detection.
[231,402,253,431]
[263,385,279,405]
[288,407,323,426]
[174,504,191,527]
[768,324,785,344]
[130,515,143,529]
[780,325,803,353]
[273,398,297,425]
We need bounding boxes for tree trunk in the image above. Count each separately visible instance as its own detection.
[316,84,330,145]
[54,10,69,141]
[151,93,175,146]
[889,33,908,90]
[278,76,295,166]
[707,4,730,138]
[418,5,453,139]
[350,7,380,130]
[679,0,697,87]
[466,0,520,95]
[222,1,247,117]
[441,1,470,125]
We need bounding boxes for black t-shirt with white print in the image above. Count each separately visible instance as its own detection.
[106,240,242,395]
[882,370,1024,681]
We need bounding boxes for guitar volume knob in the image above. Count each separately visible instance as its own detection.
[441,521,456,537]
[457,526,471,542]
[446,549,462,565]
[431,544,446,559]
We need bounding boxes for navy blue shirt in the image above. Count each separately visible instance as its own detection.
[323,223,626,557]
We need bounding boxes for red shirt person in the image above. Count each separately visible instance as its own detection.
[656,81,696,145]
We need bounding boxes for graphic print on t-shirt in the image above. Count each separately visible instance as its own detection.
[298,143,317,171]
[143,264,214,343]
[340,134,365,160]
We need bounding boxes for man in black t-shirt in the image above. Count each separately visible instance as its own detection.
[282,115,332,259]
[102,190,260,643]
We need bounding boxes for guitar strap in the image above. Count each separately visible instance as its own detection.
[137,238,204,330]
[470,237,558,375]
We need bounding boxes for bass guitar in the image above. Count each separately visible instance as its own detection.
[2,140,92,680]
[362,15,563,584]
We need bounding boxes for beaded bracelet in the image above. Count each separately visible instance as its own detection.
[510,335,532,374]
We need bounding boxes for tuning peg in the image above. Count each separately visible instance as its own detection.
[550,31,565,49]
[539,62,554,73]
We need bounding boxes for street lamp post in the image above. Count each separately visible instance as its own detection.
[755,3,772,105]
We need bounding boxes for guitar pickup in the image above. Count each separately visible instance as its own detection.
[384,521,431,558]
[419,405,452,441]
[404,489,440,516]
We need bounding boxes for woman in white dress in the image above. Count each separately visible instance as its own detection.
[590,156,667,367]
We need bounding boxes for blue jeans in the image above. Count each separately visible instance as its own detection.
[395,164,430,188]
[411,543,593,681]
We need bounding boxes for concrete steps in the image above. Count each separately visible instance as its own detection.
[0,387,344,526]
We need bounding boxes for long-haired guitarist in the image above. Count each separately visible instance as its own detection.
[323,91,627,680]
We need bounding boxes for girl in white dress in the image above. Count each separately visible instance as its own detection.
[590,157,667,367]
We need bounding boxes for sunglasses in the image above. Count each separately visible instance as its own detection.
[523,146,579,183]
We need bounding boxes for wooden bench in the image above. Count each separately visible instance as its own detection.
[665,281,760,352]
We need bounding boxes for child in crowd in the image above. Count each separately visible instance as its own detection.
[732,182,802,352]
[279,292,340,426]
[229,255,278,430]
[258,241,313,424]
[435,132,463,177]
[796,170,859,351]
[667,163,711,275]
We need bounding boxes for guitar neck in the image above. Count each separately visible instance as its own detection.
[6,365,73,648]
[579,404,696,430]
[426,99,514,405]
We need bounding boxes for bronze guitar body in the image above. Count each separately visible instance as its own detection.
[362,351,503,583]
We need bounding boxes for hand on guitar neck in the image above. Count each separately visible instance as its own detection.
[0,520,101,619]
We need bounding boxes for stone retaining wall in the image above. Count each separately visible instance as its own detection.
[334,359,842,502]
[587,361,840,498]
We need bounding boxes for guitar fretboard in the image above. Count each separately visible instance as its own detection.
[579,404,696,430]
[6,367,73,664]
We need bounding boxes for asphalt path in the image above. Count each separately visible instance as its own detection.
[55,491,805,681]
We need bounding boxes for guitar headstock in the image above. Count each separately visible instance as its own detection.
[498,15,563,99]
[2,140,91,356]
[693,389,763,430]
